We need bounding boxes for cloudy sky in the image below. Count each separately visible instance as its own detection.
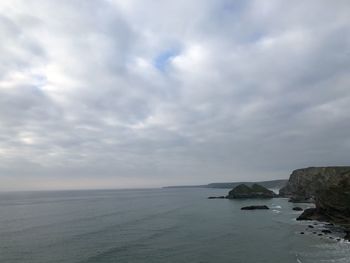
[0,0,349,190]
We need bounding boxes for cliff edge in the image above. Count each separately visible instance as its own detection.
[280,166,350,234]
[279,166,350,202]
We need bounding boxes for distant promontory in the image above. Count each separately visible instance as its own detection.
[164,179,287,189]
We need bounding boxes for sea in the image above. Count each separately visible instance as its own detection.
[0,188,349,263]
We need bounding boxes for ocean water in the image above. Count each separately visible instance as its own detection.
[0,188,349,263]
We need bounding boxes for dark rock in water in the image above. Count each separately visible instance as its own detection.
[318,233,323,236]
[344,231,350,240]
[293,207,303,211]
[313,232,317,234]
[297,208,321,221]
[289,196,314,203]
[321,229,332,234]
[329,237,334,239]
[300,232,304,234]
[337,238,341,241]
[241,205,269,210]
[208,196,225,199]
[308,225,314,228]
[296,206,340,222]
[226,184,277,199]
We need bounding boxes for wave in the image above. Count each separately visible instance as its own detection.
[271,205,282,209]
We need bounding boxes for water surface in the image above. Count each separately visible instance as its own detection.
[0,188,349,263]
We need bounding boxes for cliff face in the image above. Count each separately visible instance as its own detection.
[279,166,350,202]
[316,182,350,225]
[281,166,350,228]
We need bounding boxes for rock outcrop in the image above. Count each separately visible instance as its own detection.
[208,196,225,199]
[226,183,277,199]
[283,166,350,239]
[241,205,269,210]
[296,208,327,221]
[279,166,350,202]
[297,179,350,224]
[292,207,303,211]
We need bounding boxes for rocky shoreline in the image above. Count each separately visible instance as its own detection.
[280,166,350,240]
[207,166,350,240]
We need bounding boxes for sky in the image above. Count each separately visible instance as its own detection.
[0,0,350,190]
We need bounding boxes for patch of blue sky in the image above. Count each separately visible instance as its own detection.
[153,48,181,72]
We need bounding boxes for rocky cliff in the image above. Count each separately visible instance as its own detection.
[279,166,350,202]
[281,166,350,232]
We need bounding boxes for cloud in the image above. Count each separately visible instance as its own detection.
[0,0,350,190]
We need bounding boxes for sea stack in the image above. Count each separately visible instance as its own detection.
[226,183,277,199]
[241,205,269,210]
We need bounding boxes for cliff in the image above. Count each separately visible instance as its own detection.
[279,166,350,202]
[281,166,350,233]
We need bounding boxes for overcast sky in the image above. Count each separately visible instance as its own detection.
[0,0,349,190]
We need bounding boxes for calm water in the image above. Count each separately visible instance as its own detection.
[0,188,349,263]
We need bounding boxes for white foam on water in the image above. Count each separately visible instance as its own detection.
[271,204,282,209]
[295,253,303,263]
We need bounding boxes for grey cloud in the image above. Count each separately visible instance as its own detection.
[0,0,349,190]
